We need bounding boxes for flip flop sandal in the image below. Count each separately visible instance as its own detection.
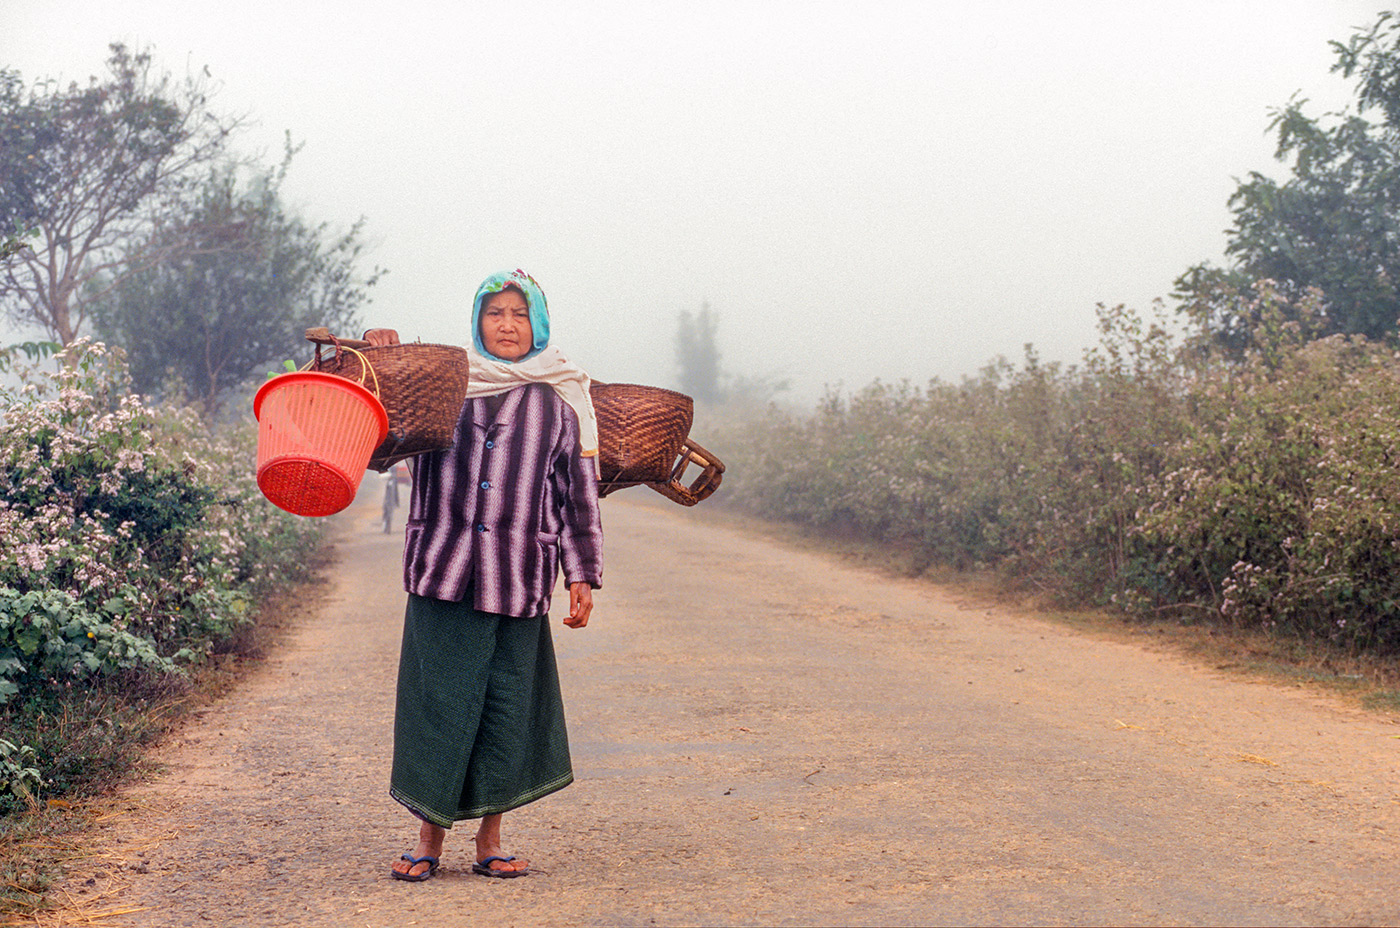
[472,855,530,878]
[390,853,440,882]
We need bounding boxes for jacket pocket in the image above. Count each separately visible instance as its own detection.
[402,521,425,589]
[536,531,560,592]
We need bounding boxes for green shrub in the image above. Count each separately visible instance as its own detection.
[1139,333,1400,648]
[0,739,41,807]
[0,340,322,810]
[713,289,1400,653]
[0,588,176,706]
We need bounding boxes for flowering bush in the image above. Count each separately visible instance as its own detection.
[1139,334,1400,649]
[713,290,1400,653]
[717,303,1187,580]
[0,340,322,812]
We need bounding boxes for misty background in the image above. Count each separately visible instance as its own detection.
[2,0,1391,401]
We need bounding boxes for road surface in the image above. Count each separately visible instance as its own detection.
[37,489,1400,926]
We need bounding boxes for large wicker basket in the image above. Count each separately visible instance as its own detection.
[306,331,470,472]
[593,382,724,506]
[593,383,692,485]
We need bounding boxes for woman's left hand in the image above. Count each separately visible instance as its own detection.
[565,582,593,628]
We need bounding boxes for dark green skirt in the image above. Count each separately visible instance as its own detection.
[389,593,573,827]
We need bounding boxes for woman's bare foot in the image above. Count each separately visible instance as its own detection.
[473,812,530,874]
[391,819,446,879]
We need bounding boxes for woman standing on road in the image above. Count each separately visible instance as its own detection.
[364,268,603,882]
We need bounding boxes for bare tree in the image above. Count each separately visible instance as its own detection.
[0,45,241,344]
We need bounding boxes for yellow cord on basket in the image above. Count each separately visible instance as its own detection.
[303,343,382,398]
[338,346,382,398]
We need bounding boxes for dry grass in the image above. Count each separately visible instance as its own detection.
[0,802,162,926]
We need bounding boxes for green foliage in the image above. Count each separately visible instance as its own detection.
[1177,10,1400,344]
[0,739,41,807]
[0,225,36,262]
[0,341,322,814]
[0,340,59,374]
[92,147,379,414]
[1138,334,1400,650]
[1332,10,1400,135]
[0,588,175,708]
[715,298,1400,654]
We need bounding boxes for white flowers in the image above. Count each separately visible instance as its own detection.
[0,340,320,649]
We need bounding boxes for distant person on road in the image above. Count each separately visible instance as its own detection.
[381,469,399,533]
[364,268,603,882]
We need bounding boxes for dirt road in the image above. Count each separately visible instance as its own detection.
[39,489,1400,926]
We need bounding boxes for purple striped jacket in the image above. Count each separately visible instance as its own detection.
[402,383,603,617]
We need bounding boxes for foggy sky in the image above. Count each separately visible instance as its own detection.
[2,1,1392,401]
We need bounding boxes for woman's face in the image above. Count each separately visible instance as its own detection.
[479,288,533,361]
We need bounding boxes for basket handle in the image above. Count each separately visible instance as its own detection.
[305,326,372,350]
[649,438,725,507]
[304,331,382,399]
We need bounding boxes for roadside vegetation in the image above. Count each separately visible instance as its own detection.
[712,293,1400,656]
[0,342,325,917]
[701,11,1400,670]
[0,45,376,920]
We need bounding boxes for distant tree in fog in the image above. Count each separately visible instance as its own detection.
[675,302,722,403]
[0,70,45,264]
[92,149,381,415]
[1176,10,1400,349]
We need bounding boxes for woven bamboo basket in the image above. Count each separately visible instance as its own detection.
[634,436,725,506]
[306,329,470,471]
[592,382,725,506]
[593,382,692,485]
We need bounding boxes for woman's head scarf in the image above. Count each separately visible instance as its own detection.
[471,268,551,362]
[463,269,600,470]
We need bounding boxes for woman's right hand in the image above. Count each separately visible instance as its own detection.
[364,328,401,347]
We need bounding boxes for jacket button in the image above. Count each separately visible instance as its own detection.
[475,524,487,533]
[485,440,495,450]
[480,481,491,489]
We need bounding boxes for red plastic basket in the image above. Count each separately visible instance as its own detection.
[253,371,389,517]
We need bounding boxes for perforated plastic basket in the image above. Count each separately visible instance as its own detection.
[253,371,389,516]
